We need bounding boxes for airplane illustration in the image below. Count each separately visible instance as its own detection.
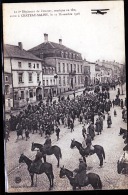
[91,9,110,15]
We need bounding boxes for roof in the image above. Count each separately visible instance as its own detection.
[43,63,55,68]
[28,41,81,55]
[4,44,43,61]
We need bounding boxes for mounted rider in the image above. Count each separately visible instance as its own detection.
[29,150,42,173]
[74,158,87,186]
[86,133,94,154]
[43,135,52,152]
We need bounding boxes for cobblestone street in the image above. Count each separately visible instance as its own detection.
[5,84,128,192]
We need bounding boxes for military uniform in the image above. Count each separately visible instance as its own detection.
[30,151,42,173]
[75,159,87,186]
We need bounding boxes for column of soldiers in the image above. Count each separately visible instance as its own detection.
[6,85,114,141]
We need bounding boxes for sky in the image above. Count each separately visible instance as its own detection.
[3,1,125,64]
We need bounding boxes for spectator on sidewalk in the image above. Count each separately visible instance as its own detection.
[55,125,60,141]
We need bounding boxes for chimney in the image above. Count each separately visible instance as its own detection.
[18,42,23,50]
[59,39,62,45]
[44,33,48,43]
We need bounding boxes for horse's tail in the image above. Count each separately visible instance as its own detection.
[59,148,62,159]
[97,175,102,189]
[102,147,105,159]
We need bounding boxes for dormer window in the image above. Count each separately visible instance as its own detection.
[28,63,31,68]
[69,53,72,59]
[73,53,76,59]
[61,51,64,58]
[18,62,22,68]
[65,52,68,58]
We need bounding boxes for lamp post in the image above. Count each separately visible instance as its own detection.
[54,74,58,96]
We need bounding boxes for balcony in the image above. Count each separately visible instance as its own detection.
[69,70,76,76]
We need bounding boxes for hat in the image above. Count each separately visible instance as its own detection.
[79,158,83,162]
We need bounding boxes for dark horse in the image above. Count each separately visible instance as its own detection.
[59,166,102,190]
[119,127,127,136]
[70,140,105,167]
[31,142,62,167]
[117,152,128,174]
[19,154,54,190]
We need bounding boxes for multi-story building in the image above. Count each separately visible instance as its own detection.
[42,63,56,97]
[4,42,43,108]
[28,33,84,93]
[4,72,13,111]
[95,60,121,81]
[83,59,91,86]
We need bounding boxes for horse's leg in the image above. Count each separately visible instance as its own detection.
[54,153,59,167]
[97,154,103,167]
[35,174,37,187]
[30,173,34,186]
[83,156,86,164]
[43,155,46,162]
[45,173,52,190]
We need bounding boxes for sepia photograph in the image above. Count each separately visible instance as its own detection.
[2,0,127,192]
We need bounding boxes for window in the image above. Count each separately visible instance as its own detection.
[18,73,23,83]
[28,63,31,68]
[5,85,10,95]
[74,64,76,71]
[81,65,83,73]
[21,91,24,99]
[33,64,35,68]
[59,76,61,85]
[58,63,61,72]
[65,52,68,58]
[67,76,69,85]
[46,80,48,85]
[43,80,45,86]
[14,91,18,100]
[28,73,33,82]
[78,76,80,84]
[63,63,65,73]
[67,64,69,73]
[61,51,64,58]
[75,76,76,84]
[37,73,40,82]
[48,68,51,74]
[5,76,8,82]
[77,64,79,73]
[50,79,52,85]
[53,79,55,84]
[18,62,22,68]
[63,76,65,85]
[29,90,33,98]
[37,64,39,69]
[81,76,83,83]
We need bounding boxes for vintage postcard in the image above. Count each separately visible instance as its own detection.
[2,0,127,192]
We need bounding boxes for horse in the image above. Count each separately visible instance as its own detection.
[117,152,128,174]
[119,127,127,136]
[123,144,128,151]
[31,142,62,167]
[19,154,54,190]
[59,166,102,190]
[70,140,105,167]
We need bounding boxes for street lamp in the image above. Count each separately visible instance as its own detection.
[54,74,58,96]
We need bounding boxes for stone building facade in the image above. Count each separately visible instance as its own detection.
[4,43,43,108]
[28,33,84,93]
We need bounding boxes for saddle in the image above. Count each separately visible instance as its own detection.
[30,161,42,174]
[75,170,88,186]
